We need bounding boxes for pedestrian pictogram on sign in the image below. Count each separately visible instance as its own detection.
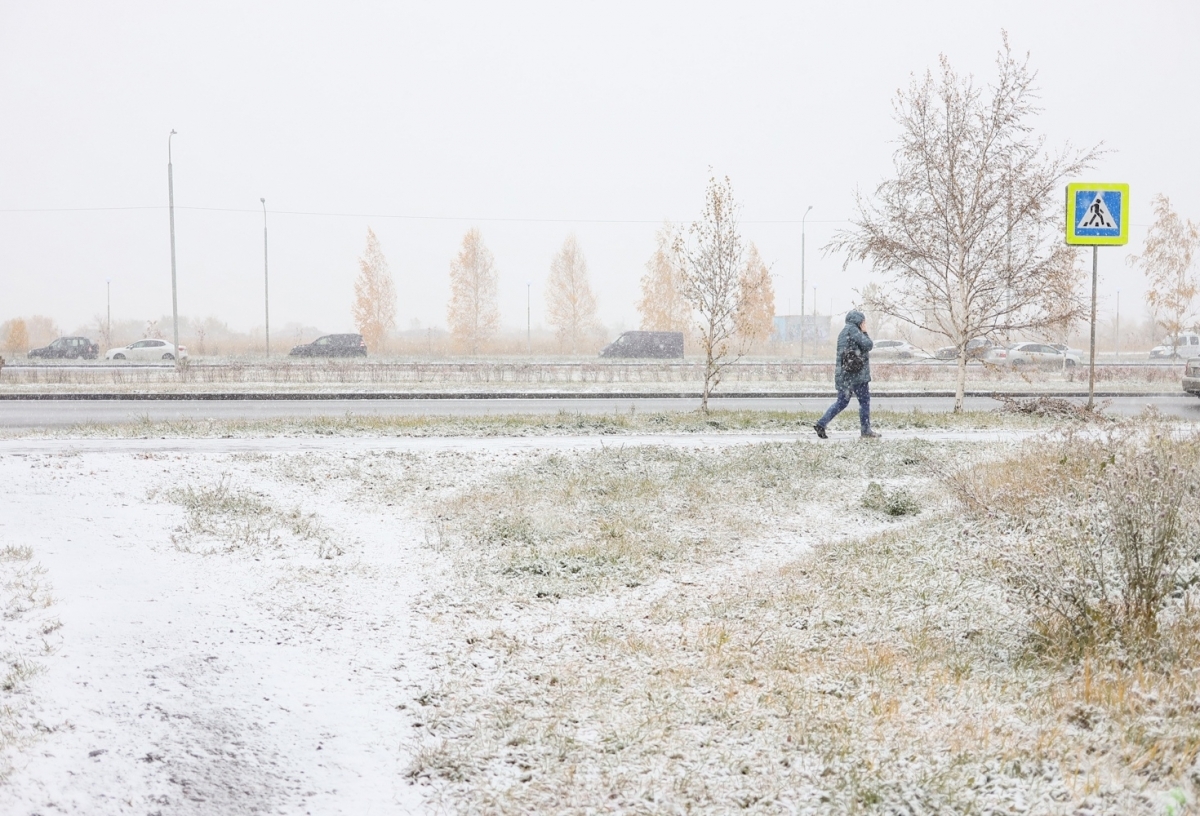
[1079,193,1117,229]
[1065,183,1129,246]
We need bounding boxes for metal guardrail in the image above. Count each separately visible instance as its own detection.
[1,357,1188,370]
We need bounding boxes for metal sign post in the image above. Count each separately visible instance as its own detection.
[1065,182,1130,409]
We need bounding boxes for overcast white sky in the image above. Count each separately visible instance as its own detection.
[2,0,1197,341]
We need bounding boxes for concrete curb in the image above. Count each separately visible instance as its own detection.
[0,391,1185,401]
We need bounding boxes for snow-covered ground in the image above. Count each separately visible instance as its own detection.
[0,437,463,814]
[1,426,1194,814]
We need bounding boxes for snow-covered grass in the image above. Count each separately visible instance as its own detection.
[408,428,1200,813]
[0,543,60,782]
[164,478,343,559]
[434,439,939,602]
[2,407,1058,441]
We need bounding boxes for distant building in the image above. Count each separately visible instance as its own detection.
[773,314,831,343]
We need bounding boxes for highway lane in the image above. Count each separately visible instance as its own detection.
[0,394,1197,429]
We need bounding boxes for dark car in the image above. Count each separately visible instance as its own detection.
[934,338,994,361]
[1184,358,1200,397]
[288,333,367,358]
[28,336,99,359]
[599,331,684,359]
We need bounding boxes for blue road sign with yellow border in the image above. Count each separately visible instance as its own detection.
[1065,182,1129,246]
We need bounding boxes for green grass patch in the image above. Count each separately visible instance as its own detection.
[8,407,1058,440]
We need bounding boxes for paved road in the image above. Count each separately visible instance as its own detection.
[0,394,1197,429]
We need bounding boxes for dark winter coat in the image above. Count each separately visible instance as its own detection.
[834,310,874,390]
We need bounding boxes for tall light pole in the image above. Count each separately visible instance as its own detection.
[167,130,180,369]
[800,205,813,360]
[526,282,531,356]
[261,198,270,357]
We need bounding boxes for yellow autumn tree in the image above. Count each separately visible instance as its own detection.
[1129,195,1200,355]
[447,227,500,355]
[3,318,29,352]
[351,227,397,353]
[735,243,775,346]
[25,315,60,349]
[637,223,690,333]
[546,234,599,355]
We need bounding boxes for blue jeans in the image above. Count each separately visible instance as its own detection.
[816,382,872,433]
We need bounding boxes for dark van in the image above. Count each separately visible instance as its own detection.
[599,331,684,359]
[288,333,367,358]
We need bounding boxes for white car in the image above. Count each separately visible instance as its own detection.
[870,339,932,360]
[1004,342,1080,367]
[105,339,189,361]
[1049,343,1085,357]
[1150,332,1200,360]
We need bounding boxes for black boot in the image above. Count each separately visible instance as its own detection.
[814,424,828,439]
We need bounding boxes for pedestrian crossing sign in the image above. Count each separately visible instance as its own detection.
[1065,182,1129,245]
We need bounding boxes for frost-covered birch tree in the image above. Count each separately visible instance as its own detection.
[675,175,753,411]
[829,36,1099,411]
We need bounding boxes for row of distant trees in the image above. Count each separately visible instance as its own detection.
[349,191,777,374]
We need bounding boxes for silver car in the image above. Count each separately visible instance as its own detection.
[870,339,932,360]
[1005,342,1080,367]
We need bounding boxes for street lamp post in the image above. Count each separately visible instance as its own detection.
[261,198,270,358]
[167,130,180,370]
[106,278,111,346]
[800,205,813,361]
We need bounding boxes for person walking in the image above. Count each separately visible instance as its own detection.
[814,309,881,439]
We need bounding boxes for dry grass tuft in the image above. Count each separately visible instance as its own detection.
[165,477,341,558]
[946,418,1200,660]
[861,481,920,516]
[993,394,1113,422]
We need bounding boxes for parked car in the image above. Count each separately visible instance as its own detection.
[105,339,188,361]
[1005,342,1081,367]
[1048,343,1085,357]
[288,333,367,357]
[599,331,684,359]
[870,339,932,360]
[1183,357,1200,397]
[27,336,99,359]
[1149,332,1200,360]
[934,338,994,361]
